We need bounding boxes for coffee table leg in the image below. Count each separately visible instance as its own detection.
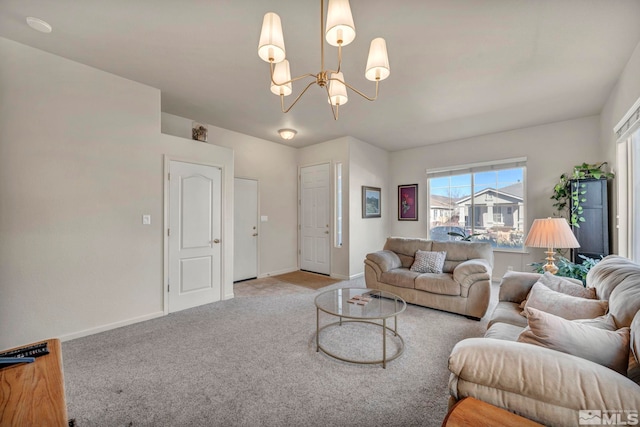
[316,307,320,352]
[393,315,398,336]
[382,317,387,369]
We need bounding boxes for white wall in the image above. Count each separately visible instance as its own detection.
[389,116,602,279]
[600,40,640,254]
[298,137,351,279]
[349,138,391,277]
[0,38,234,349]
[161,113,299,277]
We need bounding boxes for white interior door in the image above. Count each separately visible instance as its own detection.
[300,163,331,275]
[234,178,258,282]
[168,161,222,313]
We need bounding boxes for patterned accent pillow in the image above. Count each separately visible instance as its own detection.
[410,250,446,274]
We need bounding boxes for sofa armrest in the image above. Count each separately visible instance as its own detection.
[365,250,402,273]
[453,259,492,296]
[448,338,640,426]
[498,271,542,303]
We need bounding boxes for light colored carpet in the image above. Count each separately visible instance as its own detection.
[62,278,498,426]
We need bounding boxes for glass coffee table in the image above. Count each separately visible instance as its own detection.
[314,287,406,368]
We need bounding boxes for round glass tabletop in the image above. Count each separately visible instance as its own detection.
[314,288,406,320]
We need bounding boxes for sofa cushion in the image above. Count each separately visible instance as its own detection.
[608,277,640,329]
[586,255,639,301]
[523,282,608,320]
[538,272,596,299]
[518,307,631,375]
[484,322,524,341]
[573,315,618,331]
[415,273,459,295]
[383,237,432,268]
[410,250,446,273]
[488,301,528,329]
[380,269,419,289]
[431,241,493,273]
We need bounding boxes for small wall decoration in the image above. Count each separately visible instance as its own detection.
[362,186,381,218]
[192,122,208,142]
[398,184,418,221]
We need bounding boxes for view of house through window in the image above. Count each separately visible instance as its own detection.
[427,159,526,250]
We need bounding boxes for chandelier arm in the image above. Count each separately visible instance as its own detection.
[269,62,316,86]
[280,80,318,114]
[323,84,339,120]
[329,76,381,102]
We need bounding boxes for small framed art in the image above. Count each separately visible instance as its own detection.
[398,184,418,221]
[362,186,381,218]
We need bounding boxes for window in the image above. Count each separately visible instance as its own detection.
[427,158,526,250]
[615,99,640,262]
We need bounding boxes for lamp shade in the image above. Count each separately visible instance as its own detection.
[328,72,348,106]
[524,217,580,249]
[258,12,286,63]
[365,38,390,81]
[270,60,292,96]
[325,0,356,47]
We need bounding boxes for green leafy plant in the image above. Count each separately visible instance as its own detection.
[447,231,483,241]
[529,254,601,285]
[550,162,614,227]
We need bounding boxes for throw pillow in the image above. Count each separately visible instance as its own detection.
[522,282,608,320]
[518,307,631,375]
[410,250,446,274]
[538,272,597,299]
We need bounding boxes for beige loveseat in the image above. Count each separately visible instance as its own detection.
[448,255,640,427]
[364,237,493,319]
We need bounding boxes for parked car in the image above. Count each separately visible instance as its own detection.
[429,226,467,241]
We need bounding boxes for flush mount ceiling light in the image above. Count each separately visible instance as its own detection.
[278,129,297,140]
[258,0,390,120]
[26,17,52,33]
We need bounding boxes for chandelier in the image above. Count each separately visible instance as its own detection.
[258,0,390,120]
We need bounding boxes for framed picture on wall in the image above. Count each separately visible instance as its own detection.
[362,186,381,218]
[398,184,418,221]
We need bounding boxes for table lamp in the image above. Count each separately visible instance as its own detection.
[524,217,580,274]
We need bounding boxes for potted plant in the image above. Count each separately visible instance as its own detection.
[550,162,614,227]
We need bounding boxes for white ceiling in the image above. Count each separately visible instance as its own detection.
[1,0,639,151]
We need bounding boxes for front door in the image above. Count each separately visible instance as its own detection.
[234,178,259,282]
[168,161,222,313]
[300,163,331,275]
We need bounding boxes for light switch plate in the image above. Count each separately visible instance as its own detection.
[142,214,151,225]
[261,215,268,222]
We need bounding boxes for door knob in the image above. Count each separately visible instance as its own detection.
[252,233,258,236]
[212,239,220,244]
[324,231,329,234]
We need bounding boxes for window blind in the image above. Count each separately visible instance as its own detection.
[615,97,640,142]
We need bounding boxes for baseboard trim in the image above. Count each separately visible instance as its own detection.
[58,311,165,342]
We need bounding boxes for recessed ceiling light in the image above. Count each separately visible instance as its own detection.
[26,17,52,33]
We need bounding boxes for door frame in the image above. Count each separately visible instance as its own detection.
[234,176,260,281]
[298,161,333,275]
[163,155,229,315]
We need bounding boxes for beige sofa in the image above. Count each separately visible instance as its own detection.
[364,237,493,319]
[448,255,640,427]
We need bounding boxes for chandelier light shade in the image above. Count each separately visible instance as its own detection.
[257,0,390,120]
[258,12,286,63]
[524,217,580,274]
[271,60,292,96]
[325,0,356,47]
[328,72,348,106]
[365,38,390,81]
